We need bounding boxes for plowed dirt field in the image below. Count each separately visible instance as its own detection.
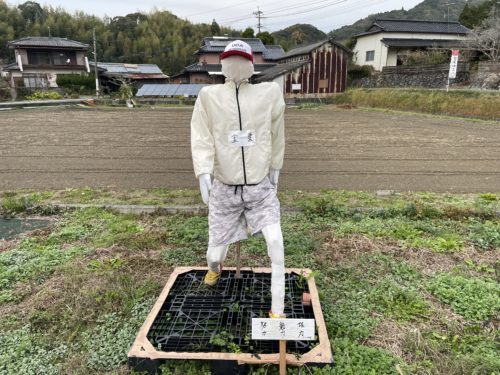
[1,106,498,192]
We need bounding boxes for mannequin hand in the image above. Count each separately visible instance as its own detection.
[268,169,280,187]
[199,174,212,205]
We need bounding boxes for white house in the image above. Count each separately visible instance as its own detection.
[353,19,469,71]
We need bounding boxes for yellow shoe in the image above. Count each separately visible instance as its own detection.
[204,270,221,286]
[269,311,286,319]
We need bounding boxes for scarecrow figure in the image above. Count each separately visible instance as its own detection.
[191,40,286,317]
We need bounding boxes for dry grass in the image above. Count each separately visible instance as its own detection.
[333,89,500,120]
[0,243,171,336]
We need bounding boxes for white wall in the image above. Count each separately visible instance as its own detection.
[354,32,469,71]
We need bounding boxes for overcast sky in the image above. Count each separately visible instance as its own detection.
[7,0,425,33]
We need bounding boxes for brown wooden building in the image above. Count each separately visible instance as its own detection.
[255,39,351,98]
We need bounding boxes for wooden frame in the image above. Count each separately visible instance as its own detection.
[128,267,332,366]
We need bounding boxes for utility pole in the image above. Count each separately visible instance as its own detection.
[253,7,264,34]
[93,27,100,98]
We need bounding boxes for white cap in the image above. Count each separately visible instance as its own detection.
[220,40,253,62]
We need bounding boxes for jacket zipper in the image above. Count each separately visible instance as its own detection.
[235,84,248,185]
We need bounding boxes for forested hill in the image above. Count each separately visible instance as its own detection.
[0,1,238,76]
[330,0,485,42]
[272,24,327,51]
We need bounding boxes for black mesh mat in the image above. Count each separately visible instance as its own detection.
[146,270,318,354]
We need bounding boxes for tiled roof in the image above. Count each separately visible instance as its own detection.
[254,61,309,82]
[281,39,351,59]
[184,63,276,73]
[8,37,89,49]
[262,45,285,61]
[381,38,466,48]
[356,19,469,37]
[197,37,268,54]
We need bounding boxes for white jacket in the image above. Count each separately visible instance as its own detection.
[191,80,285,185]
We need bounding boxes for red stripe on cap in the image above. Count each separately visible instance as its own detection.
[220,50,254,62]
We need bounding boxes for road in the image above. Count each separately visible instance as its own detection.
[0,106,499,192]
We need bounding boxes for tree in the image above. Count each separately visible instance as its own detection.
[459,0,496,29]
[256,31,274,45]
[467,14,500,62]
[242,27,254,38]
[210,19,220,36]
[291,30,304,44]
[18,1,45,24]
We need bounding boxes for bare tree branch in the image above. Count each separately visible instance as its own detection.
[466,13,500,62]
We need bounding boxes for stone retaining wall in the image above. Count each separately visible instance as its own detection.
[470,62,500,90]
[351,63,469,89]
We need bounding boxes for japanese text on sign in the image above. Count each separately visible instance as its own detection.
[251,318,315,341]
[448,50,459,79]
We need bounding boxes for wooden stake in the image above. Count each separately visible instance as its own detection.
[279,340,286,375]
[236,241,241,279]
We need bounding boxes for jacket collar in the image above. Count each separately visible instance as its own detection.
[224,78,249,89]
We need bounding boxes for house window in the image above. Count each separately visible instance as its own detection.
[366,50,375,62]
[27,50,76,65]
[23,73,49,88]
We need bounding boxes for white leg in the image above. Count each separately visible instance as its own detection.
[262,223,285,315]
[206,244,229,272]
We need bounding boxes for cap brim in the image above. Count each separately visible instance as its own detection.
[220,50,253,62]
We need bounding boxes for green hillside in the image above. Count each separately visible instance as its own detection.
[272,24,327,51]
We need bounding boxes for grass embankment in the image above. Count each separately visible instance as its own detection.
[332,89,500,120]
[0,189,499,374]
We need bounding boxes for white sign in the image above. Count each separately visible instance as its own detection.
[448,50,459,79]
[292,84,301,91]
[251,318,315,341]
[227,129,256,147]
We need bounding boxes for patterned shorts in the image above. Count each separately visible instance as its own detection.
[208,177,281,247]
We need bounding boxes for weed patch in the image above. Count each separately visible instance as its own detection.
[80,298,155,371]
[426,273,499,322]
[0,325,68,374]
[467,219,500,250]
[329,338,407,374]
[0,239,87,303]
[403,326,500,374]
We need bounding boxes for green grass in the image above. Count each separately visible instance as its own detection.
[427,273,499,322]
[0,189,498,374]
[331,88,500,120]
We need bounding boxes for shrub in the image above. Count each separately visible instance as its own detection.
[56,73,95,89]
[347,64,375,81]
[25,91,62,101]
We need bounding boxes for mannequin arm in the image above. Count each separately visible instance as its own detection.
[268,168,280,187]
[198,174,212,205]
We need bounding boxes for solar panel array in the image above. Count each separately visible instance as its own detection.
[136,84,208,97]
[96,63,163,74]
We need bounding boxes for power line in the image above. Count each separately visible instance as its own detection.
[185,0,255,18]
[265,0,391,28]
[266,0,349,19]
